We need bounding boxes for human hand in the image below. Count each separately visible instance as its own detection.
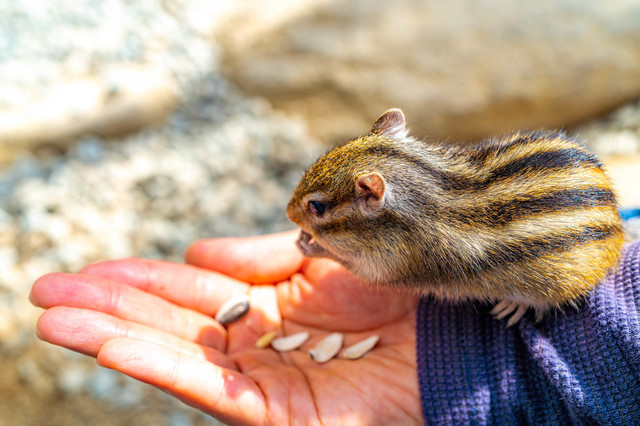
[30,231,422,425]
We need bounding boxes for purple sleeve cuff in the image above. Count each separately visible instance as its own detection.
[416,239,640,424]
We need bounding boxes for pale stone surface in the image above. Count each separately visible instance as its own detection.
[0,66,177,153]
[0,0,223,165]
[602,155,640,208]
[220,0,640,143]
[575,99,640,208]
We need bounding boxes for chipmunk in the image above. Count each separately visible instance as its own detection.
[287,108,624,326]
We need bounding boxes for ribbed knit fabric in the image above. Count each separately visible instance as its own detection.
[416,239,640,424]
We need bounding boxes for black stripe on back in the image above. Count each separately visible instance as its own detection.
[492,224,617,265]
[465,132,545,165]
[461,223,620,275]
[361,145,601,192]
[453,187,616,227]
[488,149,602,184]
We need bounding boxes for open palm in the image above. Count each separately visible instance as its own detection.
[30,231,422,425]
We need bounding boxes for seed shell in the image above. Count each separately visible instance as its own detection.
[309,332,344,363]
[271,331,310,352]
[255,331,277,349]
[215,294,250,325]
[341,335,380,360]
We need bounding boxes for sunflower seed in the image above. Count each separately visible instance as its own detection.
[255,331,277,349]
[309,332,343,363]
[215,294,250,325]
[271,331,310,352]
[341,335,380,360]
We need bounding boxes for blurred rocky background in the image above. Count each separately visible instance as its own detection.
[1,0,639,425]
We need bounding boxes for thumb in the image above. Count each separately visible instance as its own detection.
[185,231,304,284]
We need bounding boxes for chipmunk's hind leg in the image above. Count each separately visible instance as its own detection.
[490,300,528,327]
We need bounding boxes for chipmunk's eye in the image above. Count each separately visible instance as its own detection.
[308,200,326,216]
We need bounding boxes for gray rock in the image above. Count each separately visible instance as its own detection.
[57,365,89,395]
[220,0,640,143]
[16,357,55,397]
[73,137,106,163]
[87,368,121,401]
[0,0,219,161]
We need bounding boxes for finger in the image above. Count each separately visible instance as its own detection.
[36,307,234,370]
[276,260,417,330]
[185,231,304,284]
[31,272,226,349]
[78,258,249,316]
[98,338,266,425]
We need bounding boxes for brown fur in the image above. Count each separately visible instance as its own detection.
[287,109,624,315]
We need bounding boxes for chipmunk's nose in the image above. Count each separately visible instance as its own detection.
[285,200,300,224]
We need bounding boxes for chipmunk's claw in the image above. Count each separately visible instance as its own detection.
[490,300,528,327]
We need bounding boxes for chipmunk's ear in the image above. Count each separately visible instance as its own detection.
[370,108,408,139]
[356,172,386,209]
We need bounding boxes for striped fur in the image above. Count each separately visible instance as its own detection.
[287,112,624,313]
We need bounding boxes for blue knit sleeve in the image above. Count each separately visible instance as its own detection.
[415,239,640,424]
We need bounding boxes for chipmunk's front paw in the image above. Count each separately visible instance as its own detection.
[490,300,528,327]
